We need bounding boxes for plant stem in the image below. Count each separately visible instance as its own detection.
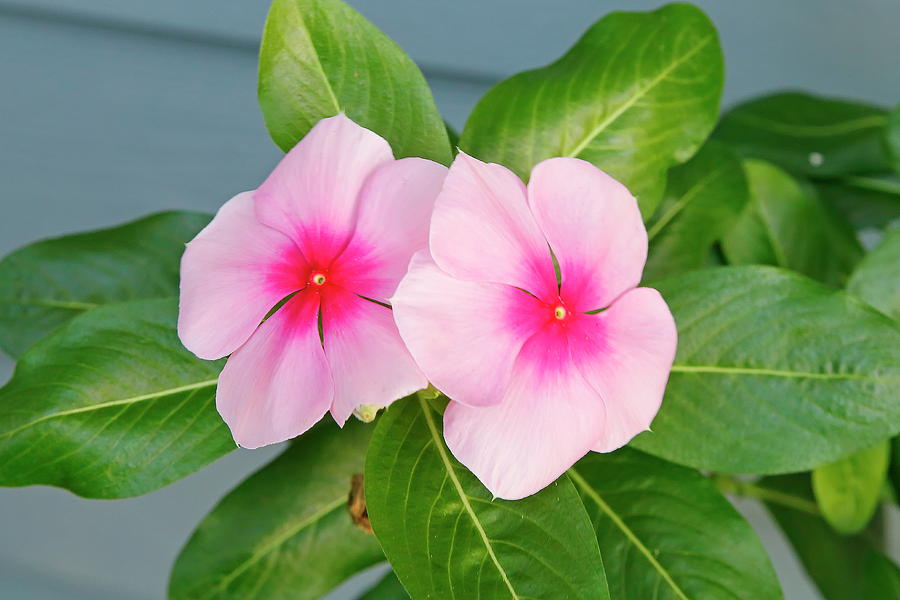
[711,474,821,516]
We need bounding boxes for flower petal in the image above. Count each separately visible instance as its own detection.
[443,324,604,500]
[569,287,677,453]
[216,290,333,449]
[254,114,394,266]
[392,251,547,408]
[178,191,307,360]
[321,286,427,426]
[527,157,647,311]
[429,152,557,299]
[331,157,447,301]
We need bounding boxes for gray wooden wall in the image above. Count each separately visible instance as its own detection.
[1,1,898,598]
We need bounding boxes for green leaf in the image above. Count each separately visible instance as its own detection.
[358,571,409,600]
[0,211,210,358]
[714,92,891,177]
[722,159,862,287]
[849,227,900,319]
[891,438,900,499]
[644,140,749,281]
[812,441,890,534]
[816,176,900,232]
[887,103,900,175]
[760,474,882,600]
[0,298,231,498]
[168,421,382,600]
[569,449,782,600]
[258,0,450,164]
[631,266,900,474]
[459,3,723,217]
[863,551,900,599]
[365,394,610,600]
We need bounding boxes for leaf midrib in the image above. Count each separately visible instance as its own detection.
[731,113,888,138]
[568,468,690,600]
[197,495,348,600]
[647,166,726,241]
[418,395,520,599]
[671,364,895,382]
[563,34,714,158]
[0,379,219,441]
[0,297,100,310]
[282,0,341,113]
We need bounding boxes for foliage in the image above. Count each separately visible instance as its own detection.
[1,2,899,599]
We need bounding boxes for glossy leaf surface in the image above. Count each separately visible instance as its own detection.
[644,141,748,281]
[366,395,610,600]
[0,211,210,358]
[570,449,782,599]
[633,266,900,474]
[715,92,890,177]
[0,298,230,498]
[849,226,900,319]
[460,3,723,216]
[169,422,383,600]
[259,0,450,164]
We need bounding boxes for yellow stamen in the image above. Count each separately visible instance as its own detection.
[312,273,327,286]
[554,306,567,320]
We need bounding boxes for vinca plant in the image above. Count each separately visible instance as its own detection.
[2,1,900,598]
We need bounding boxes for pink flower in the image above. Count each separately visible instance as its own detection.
[178,115,446,448]
[392,153,677,500]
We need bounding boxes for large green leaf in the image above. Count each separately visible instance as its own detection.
[849,227,900,319]
[0,298,231,498]
[460,3,723,217]
[722,159,862,287]
[168,421,382,600]
[644,141,749,281]
[715,92,891,177]
[258,0,450,164]
[358,571,409,600]
[812,441,890,534]
[760,474,883,600]
[365,394,610,600]
[631,266,900,474]
[569,449,782,600]
[816,176,900,232]
[864,552,900,599]
[0,211,210,358]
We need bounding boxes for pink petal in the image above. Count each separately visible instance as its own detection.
[178,191,307,360]
[392,251,547,408]
[254,114,394,266]
[429,152,557,299]
[216,290,333,449]
[320,286,427,426]
[527,157,647,311]
[443,323,604,500]
[569,287,677,453]
[330,158,447,302]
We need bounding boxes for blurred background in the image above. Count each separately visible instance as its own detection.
[0,1,898,598]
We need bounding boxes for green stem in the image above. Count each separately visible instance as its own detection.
[712,474,820,516]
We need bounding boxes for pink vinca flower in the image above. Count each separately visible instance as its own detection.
[178,115,446,448]
[392,153,677,500]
